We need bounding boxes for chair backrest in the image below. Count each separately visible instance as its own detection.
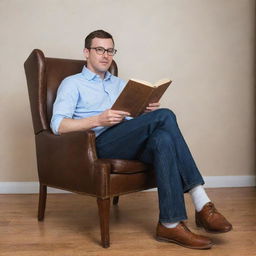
[24,49,118,135]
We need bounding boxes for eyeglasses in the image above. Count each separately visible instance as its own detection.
[88,47,117,56]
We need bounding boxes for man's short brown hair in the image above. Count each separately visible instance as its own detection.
[84,30,114,48]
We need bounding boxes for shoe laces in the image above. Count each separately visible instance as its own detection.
[180,222,191,232]
[206,203,218,216]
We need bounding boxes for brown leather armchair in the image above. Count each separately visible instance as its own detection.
[24,49,156,248]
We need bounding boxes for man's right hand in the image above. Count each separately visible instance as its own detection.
[58,109,130,135]
[97,109,130,127]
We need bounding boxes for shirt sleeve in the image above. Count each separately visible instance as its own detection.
[119,79,127,94]
[50,78,79,135]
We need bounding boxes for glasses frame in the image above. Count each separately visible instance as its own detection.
[88,47,117,56]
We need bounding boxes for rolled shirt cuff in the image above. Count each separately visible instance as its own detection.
[50,115,65,135]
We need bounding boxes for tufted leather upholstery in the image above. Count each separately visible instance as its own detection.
[24,49,156,248]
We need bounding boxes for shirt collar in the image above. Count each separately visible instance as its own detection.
[82,66,112,81]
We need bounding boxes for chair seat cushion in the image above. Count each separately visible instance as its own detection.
[105,159,152,174]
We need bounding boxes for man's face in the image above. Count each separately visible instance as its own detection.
[84,37,114,77]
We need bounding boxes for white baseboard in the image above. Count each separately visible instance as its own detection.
[0,176,255,194]
[203,175,255,188]
[0,182,69,194]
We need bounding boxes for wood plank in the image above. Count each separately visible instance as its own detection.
[0,187,255,256]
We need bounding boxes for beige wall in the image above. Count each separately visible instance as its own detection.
[0,0,255,181]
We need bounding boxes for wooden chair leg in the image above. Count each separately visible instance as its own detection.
[113,196,119,205]
[38,184,47,221]
[97,198,110,248]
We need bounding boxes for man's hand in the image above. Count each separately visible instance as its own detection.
[144,102,160,113]
[97,109,130,127]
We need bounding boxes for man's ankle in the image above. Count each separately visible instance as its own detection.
[161,221,180,228]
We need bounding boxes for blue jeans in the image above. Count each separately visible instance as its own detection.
[96,109,204,222]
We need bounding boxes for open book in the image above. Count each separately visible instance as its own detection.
[111,78,172,117]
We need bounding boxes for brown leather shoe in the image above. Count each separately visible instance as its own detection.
[196,202,232,233]
[156,222,213,249]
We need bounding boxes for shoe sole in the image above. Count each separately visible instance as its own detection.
[196,218,233,233]
[156,236,213,250]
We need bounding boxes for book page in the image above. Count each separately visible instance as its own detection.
[153,78,172,87]
[130,79,153,87]
[131,78,171,87]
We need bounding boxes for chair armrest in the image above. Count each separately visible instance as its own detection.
[35,130,110,196]
[36,129,97,161]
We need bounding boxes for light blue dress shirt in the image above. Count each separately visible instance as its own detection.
[50,66,127,136]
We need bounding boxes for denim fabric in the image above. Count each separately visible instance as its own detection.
[96,109,204,222]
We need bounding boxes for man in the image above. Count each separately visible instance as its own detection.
[51,30,232,250]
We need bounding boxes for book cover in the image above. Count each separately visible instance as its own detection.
[111,79,172,117]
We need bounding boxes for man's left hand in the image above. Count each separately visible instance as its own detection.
[144,102,160,113]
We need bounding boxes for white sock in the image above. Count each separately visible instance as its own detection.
[189,185,211,212]
[161,221,180,228]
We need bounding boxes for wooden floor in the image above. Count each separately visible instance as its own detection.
[0,187,255,256]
